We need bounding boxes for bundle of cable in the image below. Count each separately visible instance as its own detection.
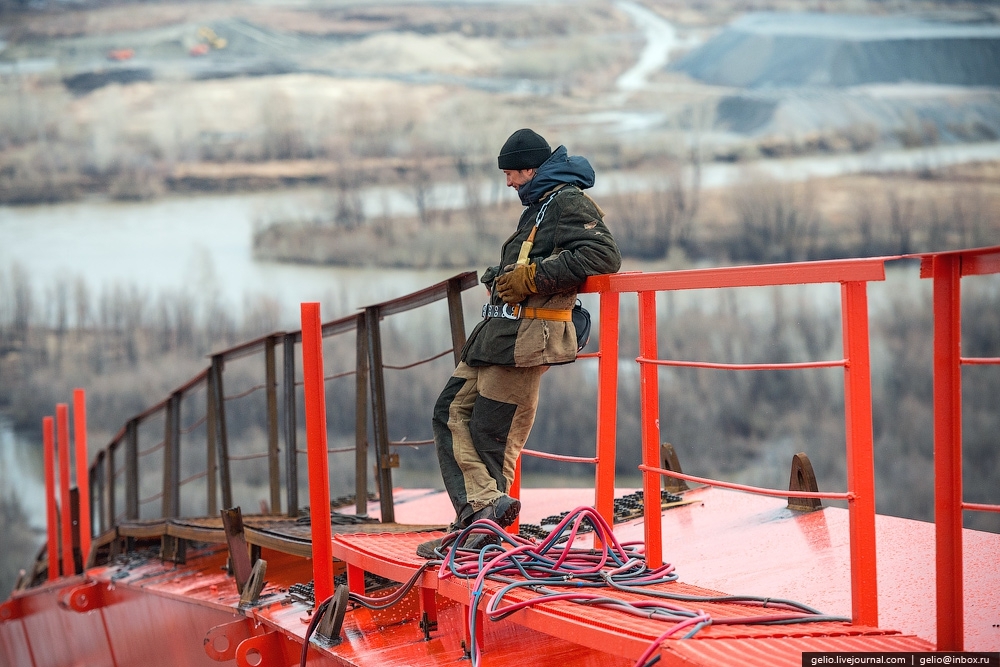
[439,505,847,667]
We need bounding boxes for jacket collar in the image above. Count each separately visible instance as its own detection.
[518,146,596,206]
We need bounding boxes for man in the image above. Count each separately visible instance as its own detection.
[417,128,621,558]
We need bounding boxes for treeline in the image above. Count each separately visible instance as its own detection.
[0,263,287,439]
[1,260,998,594]
[252,163,1000,269]
[2,262,998,534]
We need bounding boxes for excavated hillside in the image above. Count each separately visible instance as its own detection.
[672,12,1000,141]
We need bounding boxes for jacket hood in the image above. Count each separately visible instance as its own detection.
[518,146,595,206]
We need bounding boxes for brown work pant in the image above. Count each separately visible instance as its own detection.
[432,361,546,522]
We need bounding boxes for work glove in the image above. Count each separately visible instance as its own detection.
[495,263,537,304]
[480,265,500,293]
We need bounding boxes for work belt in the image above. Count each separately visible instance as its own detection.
[482,303,573,322]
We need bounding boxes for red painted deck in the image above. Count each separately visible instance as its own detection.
[6,484,1000,666]
[351,486,1000,653]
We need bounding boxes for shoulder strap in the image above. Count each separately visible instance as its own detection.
[533,185,571,229]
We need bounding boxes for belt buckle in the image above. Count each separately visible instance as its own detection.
[482,303,521,320]
[501,304,520,320]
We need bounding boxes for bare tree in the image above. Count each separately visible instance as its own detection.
[455,156,490,238]
[260,92,305,161]
[330,172,366,231]
[606,158,700,260]
[729,177,819,262]
[50,277,70,373]
[399,162,436,227]
[73,278,91,335]
[11,263,33,343]
[886,188,915,255]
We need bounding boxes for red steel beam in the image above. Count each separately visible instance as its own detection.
[840,281,878,627]
[300,302,334,604]
[638,291,663,568]
[932,253,963,650]
[604,257,887,293]
[594,290,620,529]
[73,389,92,568]
[56,403,75,577]
[43,416,58,581]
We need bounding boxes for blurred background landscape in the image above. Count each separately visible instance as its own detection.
[1,0,998,594]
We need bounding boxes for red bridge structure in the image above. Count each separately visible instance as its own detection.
[2,247,998,667]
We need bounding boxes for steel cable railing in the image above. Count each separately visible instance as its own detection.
[590,256,891,630]
[80,271,478,543]
[138,439,165,457]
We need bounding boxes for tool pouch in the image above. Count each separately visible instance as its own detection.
[572,300,591,352]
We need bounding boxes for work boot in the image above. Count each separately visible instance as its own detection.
[462,531,502,552]
[416,535,448,559]
[415,530,502,558]
[415,519,464,559]
[470,494,520,528]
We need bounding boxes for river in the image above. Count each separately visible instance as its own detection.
[0,417,46,530]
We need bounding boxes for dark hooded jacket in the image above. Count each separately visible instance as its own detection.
[462,146,621,367]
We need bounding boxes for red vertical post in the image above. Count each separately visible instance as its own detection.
[841,281,878,627]
[932,254,964,650]
[56,403,75,577]
[43,416,59,581]
[300,302,334,604]
[638,291,663,568]
[593,290,620,528]
[73,389,91,568]
[510,459,521,535]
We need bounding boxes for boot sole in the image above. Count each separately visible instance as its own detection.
[495,498,521,528]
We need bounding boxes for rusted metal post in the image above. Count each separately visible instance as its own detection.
[510,460,521,534]
[365,305,395,524]
[56,403,75,576]
[221,507,253,594]
[265,335,281,514]
[206,368,218,516]
[72,389,91,564]
[162,393,181,518]
[355,316,369,518]
[660,443,690,494]
[594,290,620,528]
[107,441,117,531]
[69,488,81,573]
[301,302,334,603]
[93,450,105,536]
[43,416,58,581]
[841,280,878,627]
[787,452,822,511]
[210,355,233,511]
[446,276,468,366]
[282,333,298,517]
[932,253,963,650]
[638,291,663,568]
[125,419,139,521]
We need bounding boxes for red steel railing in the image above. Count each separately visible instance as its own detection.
[31,248,1000,649]
[581,257,890,628]
[918,245,1000,651]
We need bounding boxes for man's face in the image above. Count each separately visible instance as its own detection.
[503,168,536,190]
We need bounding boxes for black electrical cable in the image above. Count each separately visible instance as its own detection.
[300,595,333,667]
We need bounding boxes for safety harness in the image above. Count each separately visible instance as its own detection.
[483,187,574,323]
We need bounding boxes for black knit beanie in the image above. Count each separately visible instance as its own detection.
[497,129,551,170]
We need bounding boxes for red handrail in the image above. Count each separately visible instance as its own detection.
[42,416,58,581]
[56,404,75,578]
[581,256,889,628]
[301,302,334,604]
[918,245,1000,650]
[512,289,622,535]
[73,389,91,571]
